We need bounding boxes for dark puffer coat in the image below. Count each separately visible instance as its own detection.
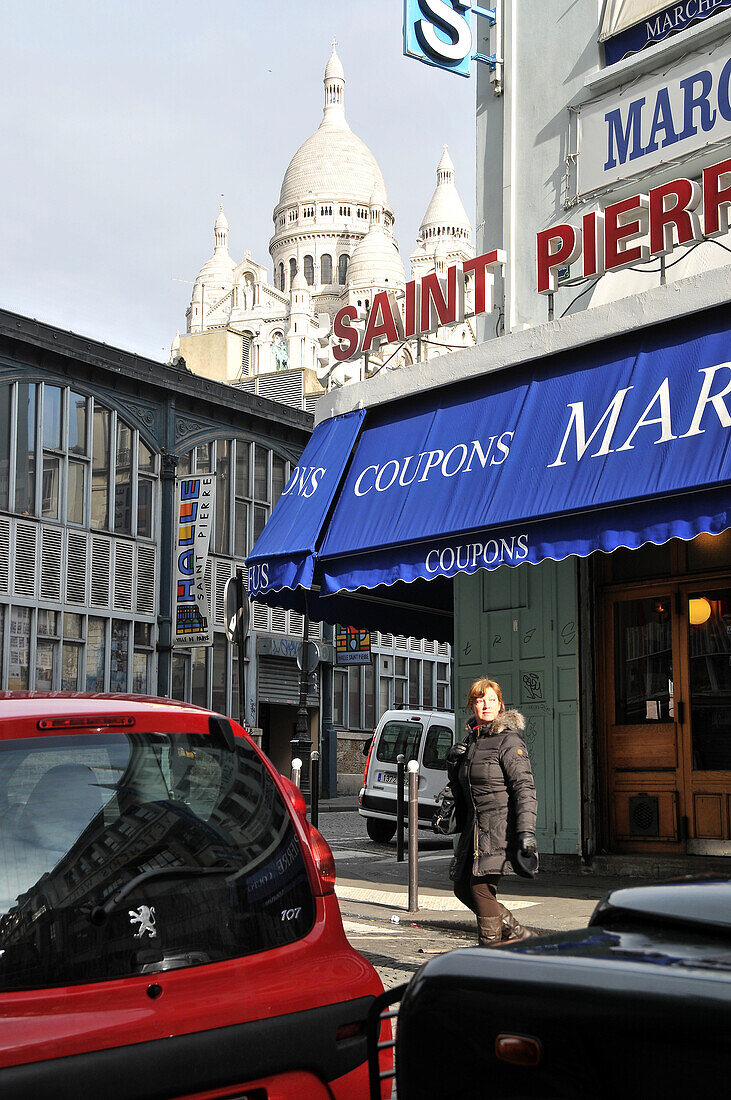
[448,709,537,880]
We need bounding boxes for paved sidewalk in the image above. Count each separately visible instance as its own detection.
[335,871,622,936]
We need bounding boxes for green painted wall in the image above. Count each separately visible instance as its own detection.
[454,558,581,854]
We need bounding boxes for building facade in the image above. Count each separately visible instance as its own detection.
[250,3,731,868]
[0,309,323,779]
[469,0,731,860]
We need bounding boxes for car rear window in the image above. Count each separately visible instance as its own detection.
[0,732,315,990]
[375,720,422,765]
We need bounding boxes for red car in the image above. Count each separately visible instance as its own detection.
[0,693,388,1100]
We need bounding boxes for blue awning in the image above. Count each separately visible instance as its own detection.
[245,407,365,599]
[248,305,731,641]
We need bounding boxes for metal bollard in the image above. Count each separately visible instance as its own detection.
[396,754,405,863]
[310,751,320,828]
[407,759,419,913]
[291,757,302,789]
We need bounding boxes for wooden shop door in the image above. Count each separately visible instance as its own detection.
[603,581,731,853]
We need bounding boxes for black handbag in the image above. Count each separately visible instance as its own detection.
[431,784,458,836]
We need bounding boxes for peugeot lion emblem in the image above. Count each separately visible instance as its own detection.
[129,905,157,939]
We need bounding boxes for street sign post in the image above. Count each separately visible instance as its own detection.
[223,572,250,726]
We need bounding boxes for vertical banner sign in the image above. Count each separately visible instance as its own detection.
[335,625,372,665]
[173,476,215,647]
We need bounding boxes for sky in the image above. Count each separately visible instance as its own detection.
[0,1,475,361]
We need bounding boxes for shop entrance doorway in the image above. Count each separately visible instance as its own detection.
[600,552,731,854]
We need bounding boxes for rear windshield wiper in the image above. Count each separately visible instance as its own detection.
[89,865,238,925]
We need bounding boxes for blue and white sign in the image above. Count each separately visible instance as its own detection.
[603,1,731,66]
[578,37,731,194]
[403,0,497,77]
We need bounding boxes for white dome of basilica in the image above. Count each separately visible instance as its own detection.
[347,189,405,290]
[276,44,391,212]
[194,204,236,287]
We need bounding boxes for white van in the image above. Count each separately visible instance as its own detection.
[358,707,455,842]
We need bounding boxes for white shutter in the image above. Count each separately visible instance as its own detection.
[136,544,156,615]
[289,611,304,636]
[381,634,394,649]
[271,608,287,633]
[409,637,422,652]
[214,559,233,626]
[14,522,38,598]
[438,642,450,657]
[40,526,63,602]
[395,635,408,650]
[113,541,134,611]
[90,536,111,608]
[252,602,270,631]
[204,559,213,623]
[0,518,10,593]
[66,531,88,604]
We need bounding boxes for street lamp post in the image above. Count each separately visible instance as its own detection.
[291,613,313,793]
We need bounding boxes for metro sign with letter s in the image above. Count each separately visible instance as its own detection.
[403,1,497,78]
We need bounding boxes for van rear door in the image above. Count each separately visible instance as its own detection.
[369,716,422,792]
[419,718,455,805]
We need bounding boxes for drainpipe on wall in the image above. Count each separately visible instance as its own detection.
[320,623,336,798]
[157,448,178,697]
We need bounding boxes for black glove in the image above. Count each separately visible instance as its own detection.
[518,832,537,854]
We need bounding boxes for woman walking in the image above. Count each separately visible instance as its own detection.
[447,677,538,946]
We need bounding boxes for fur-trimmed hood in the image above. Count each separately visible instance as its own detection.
[467,709,525,736]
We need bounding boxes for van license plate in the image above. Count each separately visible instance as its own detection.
[378,772,397,785]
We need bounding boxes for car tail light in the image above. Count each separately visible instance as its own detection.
[495,1034,542,1066]
[37,715,136,730]
[307,822,336,895]
[363,732,376,788]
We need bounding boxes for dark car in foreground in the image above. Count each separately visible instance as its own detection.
[0,692,388,1100]
[369,875,731,1100]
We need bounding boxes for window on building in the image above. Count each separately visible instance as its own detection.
[133,622,152,694]
[212,634,227,715]
[436,661,450,710]
[191,647,207,707]
[379,673,391,715]
[62,614,83,692]
[364,663,375,730]
[0,386,10,510]
[110,619,129,692]
[349,666,362,729]
[278,262,285,291]
[409,660,420,706]
[41,385,63,521]
[338,254,349,285]
[86,617,106,692]
[171,651,188,701]
[422,660,434,708]
[137,439,155,538]
[321,254,332,284]
[214,439,231,553]
[15,383,36,516]
[334,669,347,726]
[289,258,297,286]
[35,610,60,693]
[235,440,250,557]
[91,405,110,530]
[8,607,31,690]
[114,422,133,534]
[304,255,314,285]
[395,655,408,705]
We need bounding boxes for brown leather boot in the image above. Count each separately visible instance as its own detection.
[477,915,504,946]
[498,903,535,941]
